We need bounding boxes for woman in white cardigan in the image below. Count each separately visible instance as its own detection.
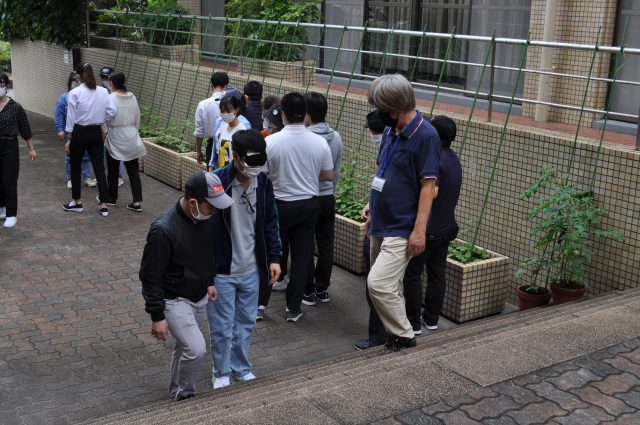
[104,71,147,212]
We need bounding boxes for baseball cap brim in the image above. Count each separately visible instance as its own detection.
[205,192,234,209]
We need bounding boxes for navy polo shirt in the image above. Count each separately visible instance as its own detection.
[427,148,462,237]
[370,111,442,238]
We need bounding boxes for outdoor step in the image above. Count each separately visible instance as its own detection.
[83,288,639,425]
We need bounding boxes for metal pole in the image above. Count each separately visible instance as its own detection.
[487,37,496,122]
[325,23,348,99]
[429,26,456,118]
[534,0,558,121]
[636,101,640,151]
[335,22,369,130]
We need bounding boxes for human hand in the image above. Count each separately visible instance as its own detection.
[407,229,426,257]
[151,320,169,341]
[65,141,70,154]
[207,285,218,301]
[269,263,281,285]
[196,151,203,164]
[28,148,36,161]
[57,131,65,142]
[360,203,370,221]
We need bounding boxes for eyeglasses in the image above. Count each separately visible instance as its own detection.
[240,191,255,214]
[0,83,6,88]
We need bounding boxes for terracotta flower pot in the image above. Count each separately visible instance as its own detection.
[516,285,551,310]
[550,282,587,305]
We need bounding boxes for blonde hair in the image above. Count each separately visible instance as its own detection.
[367,74,416,113]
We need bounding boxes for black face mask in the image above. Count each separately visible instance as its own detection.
[377,110,397,129]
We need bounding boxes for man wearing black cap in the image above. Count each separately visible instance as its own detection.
[264,92,334,322]
[139,171,234,400]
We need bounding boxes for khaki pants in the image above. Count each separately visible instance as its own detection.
[367,236,414,339]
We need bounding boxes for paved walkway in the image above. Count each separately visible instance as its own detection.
[382,337,640,425]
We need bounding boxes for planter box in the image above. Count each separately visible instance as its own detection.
[141,138,190,190]
[240,58,315,87]
[180,152,207,182]
[90,35,197,65]
[427,239,510,323]
[333,214,367,275]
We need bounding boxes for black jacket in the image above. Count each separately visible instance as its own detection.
[139,202,216,321]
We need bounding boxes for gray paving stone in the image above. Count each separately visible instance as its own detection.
[527,382,588,410]
[435,410,481,425]
[553,406,614,425]
[506,401,567,425]
[547,369,602,391]
[491,381,543,405]
[460,396,521,421]
[396,409,443,425]
[615,387,640,409]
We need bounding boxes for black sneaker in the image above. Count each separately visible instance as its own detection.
[384,335,417,352]
[99,207,109,217]
[96,195,116,206]
[63,202,83,213]
[421,317,438,330]
[127,203,142,212]
[412,323,422,336]
[354,339,384,351]
[285,309,303,322]
[256,305,265,321]
[301,292,316,306]
[315,290,330,303]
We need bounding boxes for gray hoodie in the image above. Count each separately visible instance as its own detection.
[308,122,343,196]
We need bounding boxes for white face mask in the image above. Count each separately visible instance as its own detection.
[370,134,383,146]
[190,202,212,221]
[239,163,262,178]
[221,113,236,123]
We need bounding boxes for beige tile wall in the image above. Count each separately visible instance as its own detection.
[12,40,639,303]
[523,0,619,125]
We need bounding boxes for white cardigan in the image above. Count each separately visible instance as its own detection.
[105,92,147,161]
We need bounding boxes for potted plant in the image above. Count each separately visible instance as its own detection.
[225,0,320,86]
[437,238,510,322]
[332,160,368,274]
[517,165,623,306]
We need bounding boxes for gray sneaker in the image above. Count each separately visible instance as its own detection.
[272,276,288,291]
[285,309,303,322]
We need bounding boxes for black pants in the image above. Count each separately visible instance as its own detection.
[403,228,457,326]
[106,151,143,203]
[0,138,19,217]
[259,231,288,307]
[205,137,214,168]
[306,194,335,294]
[70,125,109,203]
[364,227,457,342]
[276,197,320,313]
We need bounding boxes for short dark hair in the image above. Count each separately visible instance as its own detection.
[0,72,8,87]
[281,92,306,124]
[262,95,280,111]
[108,71,127,91]
[67,72,77,91]
[219,95,243,114]
[304,91,328,124]
[243,80,263,101]
[430,115,457,148]
[210,72,229,89]
[232,129,266,158]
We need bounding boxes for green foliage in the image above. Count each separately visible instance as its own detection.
[0,0,86,48]
[517,165,623,292]
[335,158,367,221]
[0,41,10,73]
[139,104,193,153]
[225,0,320,62]
[94,0,192,46]
[447,240,490,264]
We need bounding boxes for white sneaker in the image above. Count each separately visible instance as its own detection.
[66,180,72,190]
[84,178,97,187]
[118,177,124,187]
[272,276,289,291]
[212,375,230,389]
[0,207,5,219]
[232,372,256,382]
[3,216,16,228]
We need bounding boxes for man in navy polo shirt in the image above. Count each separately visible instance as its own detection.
[364,74,442,351]
[403,115,462,332]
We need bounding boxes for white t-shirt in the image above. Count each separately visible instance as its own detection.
[265,124,334,201]
[193,91,224,139]
[214,122,247,168]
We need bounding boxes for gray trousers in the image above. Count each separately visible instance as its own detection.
[164,295,208,400]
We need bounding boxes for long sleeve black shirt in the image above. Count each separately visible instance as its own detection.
[0,99,32,139]
[139,202,217,321]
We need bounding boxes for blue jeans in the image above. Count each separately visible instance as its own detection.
[207,270,259,378]
[65,152,92,180]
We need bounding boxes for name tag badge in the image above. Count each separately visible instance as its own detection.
[371,176,386,192]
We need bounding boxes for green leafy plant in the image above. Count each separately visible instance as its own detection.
[0,0,86,48]
[448,240,490,264]
[335,158,367,221]
[0,41,11,73]
[225,0,320,62]
[516,165,623,293]
[139,104,193,153]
